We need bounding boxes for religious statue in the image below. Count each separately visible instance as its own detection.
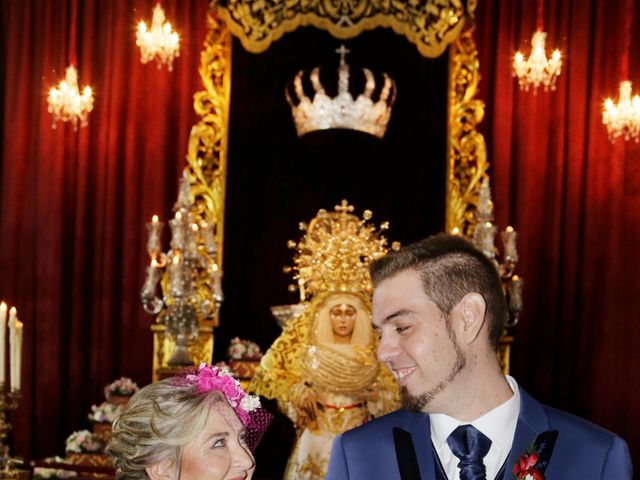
[249,201,400,480]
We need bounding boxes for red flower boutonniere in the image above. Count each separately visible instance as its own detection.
[512,430,558,480]
[513,449,544,479]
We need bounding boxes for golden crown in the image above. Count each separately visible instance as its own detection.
[285,45,396,139]
[285,200,400,301]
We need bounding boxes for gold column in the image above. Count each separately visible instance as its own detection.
[446,27,490,236]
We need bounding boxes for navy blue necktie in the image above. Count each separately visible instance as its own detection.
[446,424,492,480]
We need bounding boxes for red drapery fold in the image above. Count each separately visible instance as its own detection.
[0,0,208,457]
[477,0,640,467]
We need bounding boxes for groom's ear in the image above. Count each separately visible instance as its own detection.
[452,292,487,345]
[146,459,175,480]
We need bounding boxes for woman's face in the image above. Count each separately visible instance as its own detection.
[179,401,255,480]
[330,303,357,338]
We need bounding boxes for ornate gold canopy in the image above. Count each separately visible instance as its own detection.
[217,0,475,58]
[152,0,490,379]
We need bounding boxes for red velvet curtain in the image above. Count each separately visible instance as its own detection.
[476,0,640,467]
[0,0,208,457]
[2,0,640,470]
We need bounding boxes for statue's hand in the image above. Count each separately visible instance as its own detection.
[300,386,319,422]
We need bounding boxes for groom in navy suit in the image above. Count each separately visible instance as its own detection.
[326,234,632,479]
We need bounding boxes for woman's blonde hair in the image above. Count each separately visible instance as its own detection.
[106,378,222,479]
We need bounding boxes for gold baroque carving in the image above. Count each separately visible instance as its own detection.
[446,27,488,235]
[184,14,231,263]
[154,5,492,377]
[213,0,475,58]
[152,324,215,382]
[498,330,513,376]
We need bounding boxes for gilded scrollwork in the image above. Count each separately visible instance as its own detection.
[213,0,474,58]
[153,3,489,377]
[184,14,231,259]
[446,27,488,235]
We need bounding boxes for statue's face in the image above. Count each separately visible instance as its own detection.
[330,303,357,338]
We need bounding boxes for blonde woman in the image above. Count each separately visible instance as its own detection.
[107,364,271,480]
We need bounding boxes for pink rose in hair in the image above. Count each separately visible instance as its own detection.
[176,363,269,437]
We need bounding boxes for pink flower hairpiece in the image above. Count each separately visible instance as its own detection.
[180,363,261,425]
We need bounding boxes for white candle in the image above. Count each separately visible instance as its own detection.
[142,259,162,297]
[185,223,199,255]
[146,214,163,258]
[508,275,524,312]
[15,319,23,391]
[169,254,184,297]
[8,307,16,391]
[211,264,223,305]
[0,302,6,384]
[482,222,497,258]
[501,226,518,261]
[169,216,185,250]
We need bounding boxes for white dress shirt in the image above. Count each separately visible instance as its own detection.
[429,376,520,480]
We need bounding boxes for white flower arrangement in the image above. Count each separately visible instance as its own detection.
[239,394,262,412]
[104,377,139,399]
[65,430,105,453]
[88,401,123,423]
[33,468,77,479]
[227,337,262,360]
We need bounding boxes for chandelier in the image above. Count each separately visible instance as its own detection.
[513,30,562,92]
[47,65,94,131]
[136,4,180,71]
[602,81,640,142]
[602,0,638,142]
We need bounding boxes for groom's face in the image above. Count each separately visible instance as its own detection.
[373,269,466,413]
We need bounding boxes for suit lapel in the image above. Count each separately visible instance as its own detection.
[504,387,550,476]
[408,411,436,480]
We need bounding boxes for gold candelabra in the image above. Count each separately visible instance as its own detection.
[0,387,22,476]
[464,178,523,326]
[141,174,222,366]
[0,303,26,478]
[452,178,521,374]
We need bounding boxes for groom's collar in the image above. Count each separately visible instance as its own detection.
[428,375,520,453]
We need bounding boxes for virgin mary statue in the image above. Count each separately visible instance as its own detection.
[249,201,399,480]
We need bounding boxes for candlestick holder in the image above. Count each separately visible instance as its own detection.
[0,386,27,478]
[141,174,223,367]
[470,178,523,326]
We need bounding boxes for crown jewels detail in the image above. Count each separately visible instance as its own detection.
[285,200,400,301]
[286,45,396,139]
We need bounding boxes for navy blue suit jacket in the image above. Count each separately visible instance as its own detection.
[326,387,632,479]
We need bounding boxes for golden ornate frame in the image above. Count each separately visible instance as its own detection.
[152,0,491,379]
[217,0,470,58]
[447,26,489,235]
